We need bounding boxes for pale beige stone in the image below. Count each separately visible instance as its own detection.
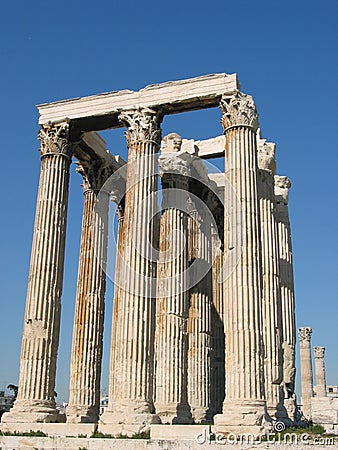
[313,346,327,398]
[2,123,71,424]
[257,137,284,420]
[99,109,162,432]
[214,92,269,436]
[154,138,193,424]
[275,174,297,420]
[298,327,314,420]
[38,73,239,126]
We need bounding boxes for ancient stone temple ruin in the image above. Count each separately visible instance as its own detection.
[2,73,301,437]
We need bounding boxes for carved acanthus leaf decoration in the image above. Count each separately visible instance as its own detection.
[298,327,312,343]
[38,122,71,157]
[119,109,162,147]
[220,91,259,131]
[76,159,114,193]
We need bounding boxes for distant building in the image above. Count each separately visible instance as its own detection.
[99,396,108,415]
[327,386,338,398]
[0,391,14,417]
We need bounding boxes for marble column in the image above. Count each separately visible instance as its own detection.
[2,123,71,423]
[214,92,268,434]
[275,176,297,415]
[187,193,213,423]
[155,134,192,424]
[257,138,284,419]
[298,327,314,420]
[314,347,327,397]
[100,109,162,433]
[211,220,225,416]
[66,159,111,423]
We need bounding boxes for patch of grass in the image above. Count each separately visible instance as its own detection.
[307,424,326,434]
[115,433,129,439]
[90,431,113,438]
[0,430,47,437]
[130,430,150,439]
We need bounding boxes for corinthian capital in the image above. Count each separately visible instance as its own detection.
[298,327,312,343]
[76,158,114,193]
[118,108,162,147]
[38,122,71,158]
[314,346,325,358]
[220,91,259,131]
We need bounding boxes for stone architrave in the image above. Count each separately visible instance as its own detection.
[275,175,297,418]
[2,123,72,423]
[154,133,193,424]
[313,347,327,398]
[99,109,162,434]
[214,92,268,435]
[66,157,113,423]
[298,327,314,420]
[257,137,284,419]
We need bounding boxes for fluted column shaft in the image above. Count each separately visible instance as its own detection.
[3,123,71,423]
[101,109,162,428]
[298,327,313,420]
[66,161,110,423]
[188,203,213,422]
[314,347,326,397]
[257,141,283,418]
[275,176,296,400]
[211,224,225,415]
[155,150,192,424]
[214,92,267,431]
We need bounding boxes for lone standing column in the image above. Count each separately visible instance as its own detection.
[3,123,72,423]
[214,92,268,435]
[66,158,111,423]
[155,134,192,424]
[257,138,283,419]
[298,327,314,420]
[100,109,162,434]
[314,347,327,397]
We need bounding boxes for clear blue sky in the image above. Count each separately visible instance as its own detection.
[0,0,337,403]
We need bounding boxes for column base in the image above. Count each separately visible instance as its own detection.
[155,402,193,424]
[66,405,98,423]
[1,399,65,424]
[213,400,271,437]
[99,400,160,436]
[99,411,160,437]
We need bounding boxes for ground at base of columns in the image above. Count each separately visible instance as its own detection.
[0,434,336,450]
